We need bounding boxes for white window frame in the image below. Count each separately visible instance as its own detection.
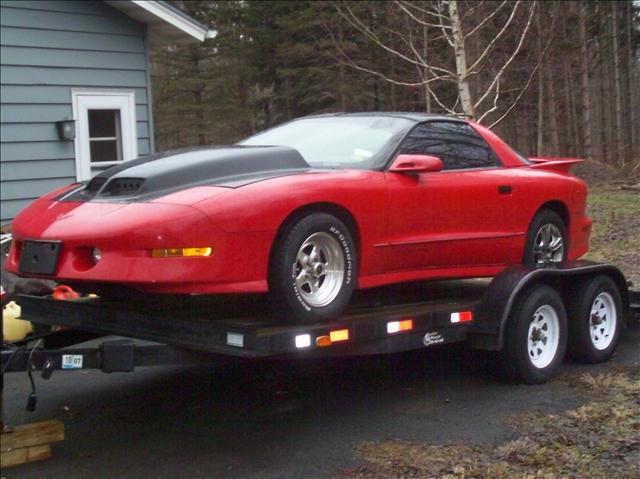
[71,89,138,181]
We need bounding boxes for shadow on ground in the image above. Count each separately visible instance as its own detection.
[3,323,639,479]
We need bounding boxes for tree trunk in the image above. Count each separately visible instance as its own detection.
[536,7,545,156]
[624,1,635,160]
[597,34,609,162]
[448,0,475,118]
[578,2,592,159]
[546,66,560,155]
[422,24,431,113]
[337,21,347,111]
[611,2,624,166]
[565,60,578,157]
[390,55,397,111]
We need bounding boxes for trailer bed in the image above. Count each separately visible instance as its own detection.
[16,279,488,358]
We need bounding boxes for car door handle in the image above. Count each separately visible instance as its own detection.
[498,185,513,195]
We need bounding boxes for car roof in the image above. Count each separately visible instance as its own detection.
[300,111,469,123]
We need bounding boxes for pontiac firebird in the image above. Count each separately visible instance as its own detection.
[6,113,591,323]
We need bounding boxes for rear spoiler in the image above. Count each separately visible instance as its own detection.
[528,157,583,173]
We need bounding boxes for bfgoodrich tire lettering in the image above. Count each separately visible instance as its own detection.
[501,285,568,384]
[270,213,357,323]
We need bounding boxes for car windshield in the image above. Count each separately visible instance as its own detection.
[238,116,415,169]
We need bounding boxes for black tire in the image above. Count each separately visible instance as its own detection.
[567,275,622,364]
[501,285,568,384]
[269,213,357,323]
[523,209,568,266]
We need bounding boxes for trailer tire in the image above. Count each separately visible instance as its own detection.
[501,285,567,384]
[567,275,622,363]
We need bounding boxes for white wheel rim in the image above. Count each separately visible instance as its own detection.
[293,232,344,308]
[527,305,560,369]
[589,292,617,350]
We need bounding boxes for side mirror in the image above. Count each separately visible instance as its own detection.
[389,154,444,173]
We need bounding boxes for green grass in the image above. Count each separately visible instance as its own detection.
[585,187,640,286]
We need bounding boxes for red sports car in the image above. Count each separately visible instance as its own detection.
[6,113,591,322]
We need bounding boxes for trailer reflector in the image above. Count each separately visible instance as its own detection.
[330,329,350,342]
[387,319,414,334]
[450,311,473,323]
[226,332,244,347]
[295,334,311,348]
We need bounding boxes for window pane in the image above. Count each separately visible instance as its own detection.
[89,109,118,138]
[90,140,119,163]
[400,121,500,170]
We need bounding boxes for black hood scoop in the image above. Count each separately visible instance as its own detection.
[61,146,310,202]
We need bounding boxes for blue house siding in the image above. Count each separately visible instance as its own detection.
[0,0,154,224]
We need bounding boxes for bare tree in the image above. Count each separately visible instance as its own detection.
[332,0,544,126]
[578,1,592,159]
[611,1,625,166]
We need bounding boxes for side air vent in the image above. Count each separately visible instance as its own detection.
[102,178,145,196]
[86,177,107,193]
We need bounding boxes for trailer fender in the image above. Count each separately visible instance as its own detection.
[470,261,629,351]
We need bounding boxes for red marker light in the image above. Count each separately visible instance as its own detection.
[450,311,473,323]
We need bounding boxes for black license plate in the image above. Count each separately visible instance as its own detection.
[19,240,62,275]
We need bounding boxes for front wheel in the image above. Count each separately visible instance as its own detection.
[501,285,568,384]
[269,213,357,323]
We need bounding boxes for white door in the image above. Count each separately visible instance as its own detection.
[72,89,138,181]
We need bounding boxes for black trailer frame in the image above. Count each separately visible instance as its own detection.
[2,260,634,378]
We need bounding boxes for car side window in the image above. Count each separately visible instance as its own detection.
[399,121,501,170]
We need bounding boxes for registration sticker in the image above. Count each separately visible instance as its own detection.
[61,354,83,369]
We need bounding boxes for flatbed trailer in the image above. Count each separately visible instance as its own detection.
[2,261,636,387]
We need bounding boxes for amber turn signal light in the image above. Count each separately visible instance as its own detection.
[151,247,212,258]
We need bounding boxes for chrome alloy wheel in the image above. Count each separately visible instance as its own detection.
[589,292,617,350]
[528,305,560,369]
[533,224,564,264]
[293,232,345,307]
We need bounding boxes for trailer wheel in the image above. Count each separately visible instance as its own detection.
[501,285,567,384]
[567,275,622,363]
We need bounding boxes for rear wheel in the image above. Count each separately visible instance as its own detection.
[567,275,622,363]
[269,213,357,323]
[501,285,567,384]
[523,209,567,266]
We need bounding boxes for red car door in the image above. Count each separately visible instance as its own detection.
[385,121,520,272]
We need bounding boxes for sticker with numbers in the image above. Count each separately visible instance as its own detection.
[61,354,83,369]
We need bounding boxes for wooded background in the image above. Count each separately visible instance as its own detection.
[151,1,639,171]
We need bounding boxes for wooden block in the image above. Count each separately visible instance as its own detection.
[1,444,52,467]
[1,420,64,452]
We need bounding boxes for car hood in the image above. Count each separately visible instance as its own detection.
[59,146,311,203]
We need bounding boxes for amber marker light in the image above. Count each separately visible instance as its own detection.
[387,318,414,334]
[315,328,350,347]
[329,329,350,342]
[315,335,332,347]
[151,247,212,258]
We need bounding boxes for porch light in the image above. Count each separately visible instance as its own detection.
[56,119,76,141]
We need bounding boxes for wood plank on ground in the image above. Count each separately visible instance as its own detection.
[1,444,52,467]
[1,420,64,468]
